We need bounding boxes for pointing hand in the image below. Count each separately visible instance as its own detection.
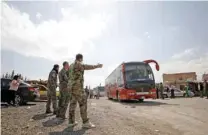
[97,64,103,68]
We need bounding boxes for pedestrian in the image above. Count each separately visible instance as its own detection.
[170,87,175,98]
[166,86,169,93]
[204,80,208,99]
[89,89,94,99]
[185,85,189,97]
[46,64,59,114]
[68,53,103,128]
[96,87,100,99]
[156,87,159,99]
[8,75,21,106]
[56,61,70,119]
[159,82,164,99]
[85,86,89,99]
[200,83,204,98]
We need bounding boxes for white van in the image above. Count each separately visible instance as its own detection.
[94,86,105,97]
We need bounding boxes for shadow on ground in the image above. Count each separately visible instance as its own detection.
[20,103,36,106]
[1,103,9,108]
[49,127,87,135]
[110,99,179,107]
[42,117,65,127]
[1,103,36,109]
[32,113,54,120]
[33,100,47,102]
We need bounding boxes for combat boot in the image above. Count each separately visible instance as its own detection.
[56,115,67,120]
[68,121,78,127]
[45,110,52,114]
[53,111,57,115]
[82,121,95,129]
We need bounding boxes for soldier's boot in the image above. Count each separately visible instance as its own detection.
[82,121,95,129]
[68,121,78,127]
[57,115,66,120]
[45,110,52,114]
[53,110,57,115]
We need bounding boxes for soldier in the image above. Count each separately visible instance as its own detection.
[56,61,70,119]
[46,64,59,114]
[159,82,164,99]
[68,54,103,128]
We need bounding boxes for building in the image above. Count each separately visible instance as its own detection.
[202,74,208,81]
[163,72,197,90]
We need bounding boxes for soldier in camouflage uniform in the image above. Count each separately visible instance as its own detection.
[56,61,70,119]
[68,54,103,128]
[46,64,59,114]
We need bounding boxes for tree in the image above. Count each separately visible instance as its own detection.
[20,75,23,80]
[11,70,15,79]
[5,72,8,79]
[8,74,11,79]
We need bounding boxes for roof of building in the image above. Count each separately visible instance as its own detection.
[163,72,196,75]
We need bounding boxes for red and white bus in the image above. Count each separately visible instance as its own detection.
[105,60,159,102]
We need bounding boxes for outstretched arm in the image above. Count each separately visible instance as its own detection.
[84,64,103,70]
[84,64,97,70]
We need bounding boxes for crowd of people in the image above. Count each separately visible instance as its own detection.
[45,53,103,129]
[156,81,208,99]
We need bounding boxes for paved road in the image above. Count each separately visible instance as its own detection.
[1,97,208,135]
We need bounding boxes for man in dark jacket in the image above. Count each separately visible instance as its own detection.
[46,64,59,114]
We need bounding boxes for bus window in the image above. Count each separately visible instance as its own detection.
[125,64,154,81]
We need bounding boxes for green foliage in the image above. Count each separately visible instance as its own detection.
[1,70,28,81]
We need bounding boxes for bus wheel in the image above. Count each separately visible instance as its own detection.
[107,93,111,100]
[138,99,144,102]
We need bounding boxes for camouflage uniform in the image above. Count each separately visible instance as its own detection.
[46,70,58,113]
[68,60,98,125]
[57,68,70,118]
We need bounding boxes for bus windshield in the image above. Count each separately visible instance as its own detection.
[125,63,154,82]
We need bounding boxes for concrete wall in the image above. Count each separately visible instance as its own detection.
[202,74,208,81]
[162,72,197,89]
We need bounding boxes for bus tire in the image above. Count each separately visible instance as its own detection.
[138,99,144,102]
[107,93,111,100]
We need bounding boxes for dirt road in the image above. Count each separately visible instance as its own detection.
[1,97,208,135]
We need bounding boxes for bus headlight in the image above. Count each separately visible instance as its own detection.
[128,92,135,95]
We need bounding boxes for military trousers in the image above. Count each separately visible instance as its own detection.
[46,87,57,112]
[68,91,88,124]
[57,87,70,118]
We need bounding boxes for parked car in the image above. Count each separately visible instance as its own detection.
[163,88,194,98]
[35,84,59,100]
[1,78,40,105]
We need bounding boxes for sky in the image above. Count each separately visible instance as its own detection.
[1,1,208,88]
